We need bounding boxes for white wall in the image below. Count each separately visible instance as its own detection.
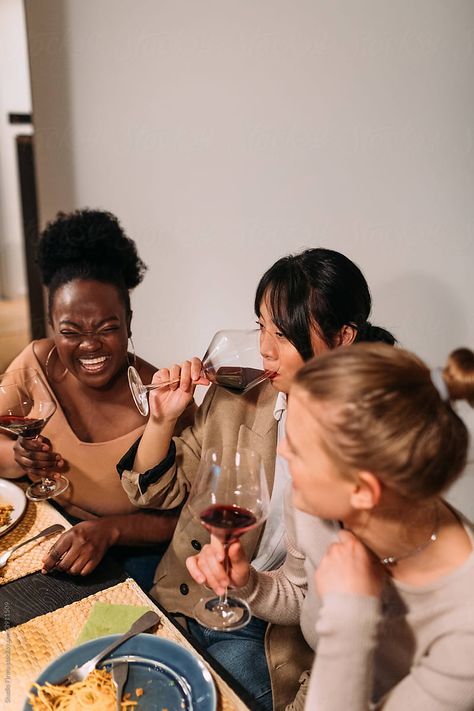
[0,0,31,298]
[25,1,474,510]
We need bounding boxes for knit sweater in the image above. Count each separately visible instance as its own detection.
[239,493,474,710]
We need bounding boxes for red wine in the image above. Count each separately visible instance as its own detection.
[200,503,258,543]
[0,415,45,438]
[214,366,267,393]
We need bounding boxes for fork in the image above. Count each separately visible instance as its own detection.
[52,610,160,686]
[111,661,129,711]
[0,524,65,569]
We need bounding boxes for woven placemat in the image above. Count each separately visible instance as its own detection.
[0,578,251,711]
[0,498,71,586]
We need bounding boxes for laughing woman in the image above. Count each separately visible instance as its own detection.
[0,209,191,588]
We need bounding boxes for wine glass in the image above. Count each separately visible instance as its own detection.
[187,446,270,631]
[0,367,69,501]
[128,329,273,416]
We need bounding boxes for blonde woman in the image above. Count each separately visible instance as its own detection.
[188,344,474,710]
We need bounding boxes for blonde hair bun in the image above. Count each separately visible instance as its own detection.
[444,348,474,406]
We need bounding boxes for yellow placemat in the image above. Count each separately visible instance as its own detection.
[0,499,70,585]
[0,578,251,711]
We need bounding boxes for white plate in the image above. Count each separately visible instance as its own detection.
[0,479,27,536]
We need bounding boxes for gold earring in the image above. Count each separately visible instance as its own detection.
[128,337,137,368]
[45,345,69,382]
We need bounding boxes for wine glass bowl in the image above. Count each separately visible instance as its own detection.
[0,367,69,501]
[187,446,270,631]
[128,329,273,416]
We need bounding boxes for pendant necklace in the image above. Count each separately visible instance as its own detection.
[379,509,439,567]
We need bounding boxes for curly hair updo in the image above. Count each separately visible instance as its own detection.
[37,209,147,317]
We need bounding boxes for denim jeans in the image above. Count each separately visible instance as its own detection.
[187,616,273,711]
[111,543,168,592]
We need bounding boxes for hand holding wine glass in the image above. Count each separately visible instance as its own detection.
[0,367,69,501]
[128,329,274,417]
[186,446,270,631]
[186,536,252,595]
[13,433,65,483]
[145,357,209,423]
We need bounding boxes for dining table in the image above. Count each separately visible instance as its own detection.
[0,489,257,711]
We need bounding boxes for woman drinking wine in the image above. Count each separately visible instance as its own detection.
[118,246,396,710]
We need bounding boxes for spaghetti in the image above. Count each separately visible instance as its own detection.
[0,504,13,527]
[28,668,140,710]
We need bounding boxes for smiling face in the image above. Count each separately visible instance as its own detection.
[50,279,130,389]
[257,297,330,394]
[279,386,356,520]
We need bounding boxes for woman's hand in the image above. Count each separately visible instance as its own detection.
[41,519,119,576]
[13,435,65,482]
[315,530,385,599]
[186,537,251,595]
[148,358,209,422]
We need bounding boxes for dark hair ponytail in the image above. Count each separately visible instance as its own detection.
[356,320,396,346]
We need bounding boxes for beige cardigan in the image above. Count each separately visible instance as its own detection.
[121,381,313,710]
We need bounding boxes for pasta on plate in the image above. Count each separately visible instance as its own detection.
[0,503,13,528]
[28,668,142,710]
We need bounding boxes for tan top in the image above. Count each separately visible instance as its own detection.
[239,493,474,710]
[6,342,145,519]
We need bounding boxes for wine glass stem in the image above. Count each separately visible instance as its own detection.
[29,434,56,493]
[218,543,231,607]
[145,377,181,391]
[39,477,56,493]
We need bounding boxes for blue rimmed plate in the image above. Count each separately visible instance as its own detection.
[24,633,216,711]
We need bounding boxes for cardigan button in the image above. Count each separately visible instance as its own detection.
[179,583,189,595]
[191,539,202,551]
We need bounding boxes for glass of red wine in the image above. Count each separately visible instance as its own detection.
[187,446,270,631]
[128,329,273,416]
[0,367,69,501]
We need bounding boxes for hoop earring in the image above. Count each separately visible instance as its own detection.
[45,345,69,383]
[128,337,137,368]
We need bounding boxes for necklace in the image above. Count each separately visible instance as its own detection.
[379,509,439,567]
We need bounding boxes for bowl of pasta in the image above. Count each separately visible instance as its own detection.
[24,634,216,711]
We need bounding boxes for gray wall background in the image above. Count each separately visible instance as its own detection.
[24,0,474,514]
